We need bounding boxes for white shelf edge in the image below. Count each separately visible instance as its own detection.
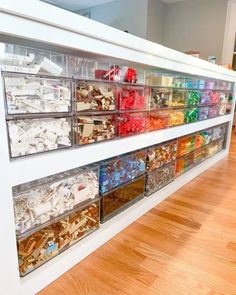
[19,149,227,295]
[9,114,232,186]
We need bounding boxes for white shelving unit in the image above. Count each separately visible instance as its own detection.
[0,1,236,294]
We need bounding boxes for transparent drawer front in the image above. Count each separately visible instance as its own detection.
[67,56,95,79]
[7,117,72,158]
[170,90,186,107]
[99,149,146,194]
[169,109,185,126]
[208,105,220,118]
[17,200,100,276]
[198,106,210,121]
[118,86,146,111]
[146,140,177,172]
[145,162,176,196]
[204,80,215,90]
[101,176,145,222]
[219,103,227,116]
[118,112,146,137]
[146,74,173,87]
[184,78,200,89]
[172,77,185,88]
[175,153,194,176]
[186,90,200,106]
[0,43,67,76]
[195,129,212,149]
[4,74,71,115]
[177,135,196,157]
[212,125,226,141]
[200,90,212,105]
[76,81,117,112]
[206,141,221,157]
[13,165,99,236]
[146,110,170,131]
[74,114,116,145]
[149,88,171,109]
[194,146,207,165]
[219,92,229,104]
[184,108,199,124]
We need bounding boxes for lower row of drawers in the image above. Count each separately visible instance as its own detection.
[17,137,224,277]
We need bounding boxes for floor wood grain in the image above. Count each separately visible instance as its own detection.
[38,134,236,295]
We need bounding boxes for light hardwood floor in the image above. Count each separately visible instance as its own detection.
[38,134,236,295]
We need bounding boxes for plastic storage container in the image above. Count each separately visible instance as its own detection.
[146,109,170,131]
[118,85,146,111]
[219,103,227,116]
[67,56,96,79]
[148,87,171,109]
[177,135,196,157]
[13,165,99,236]
[146,74,173,87]
[186,90,201,106]
[170,89,186,107]
[17,199,100,276]
[184,78,200,89]
[100,176,145,222]
[198,106,210,121]
[206,140,221,157]
[169,109,185,126]
[204,80,215,90]
[184,108,199,124]
[0,43,67,76]
[194,146,207,165]
[99,149,146,194]
[200,90,212,105]
[208,105,220,118]
[195,129,212,149]
[7,117,72,158]
[74,114,116,145]
[175,152,194,176]
[146,140,177,172]
[172,77,185,88]
[145,162,176,196]
[75,81,117,112]
[3,74,72,115]
[117,112,146,137]
[211,125,226,141]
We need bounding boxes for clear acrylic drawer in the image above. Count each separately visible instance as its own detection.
[3,74,72,115]
[101,176,145,222]
[148,87,171,109]
[146,109,170,132]
[74,114,116,145]
[7,117,72,158]
[195,129,212,149]
[75,81,117,112]
[117,112,146,137]
[118,85,147,111]
[169,109,185,126]
[194,146,207,165]
[99,149,146,194]
[145,162,176,196]
[13,164,99,236]
[170,89,186,107]
[177,135,196,157]
[175,152,194,176]
[17,200,100,276]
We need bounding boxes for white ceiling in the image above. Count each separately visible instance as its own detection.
[42,0,185,11]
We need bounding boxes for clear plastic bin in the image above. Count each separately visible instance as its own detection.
[219,103,227,116]
[13,165,99,236]
[170,89,186,107]
[67,56,95,79]
[206,141,221,157]
[208,105,220,118]
[211,125,227,141]
[184,108,199,124]
[184,78,200,89]
[75,81,117,112]
[204,80,215,90]
[99,149,146,194]
[175,152,194,176]
[7,117,72,158]
[100,176,145,222]
[118,85,147,111]
[3,74,71,115]
[146,73,173,87]
[148,87,171,109]
[195,129,212,149]
[0,43,67,76]
[74,114,116,145]
[145,162,176,196]
[146,109,170,131]
[177,135,196,157]
[169,109,185,127]
[17,200,100,276]
[219,92,229,104]
[200,90,212,105]
[198,106,210,121]
[186,90,201,106]
[117,112,146,137]
[194,146,207,165]
[172,77,185,88]
[146,140,177,172]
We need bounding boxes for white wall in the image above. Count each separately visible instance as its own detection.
[164,0,228,62]
[146,0,166,44]
[77,0,148,39]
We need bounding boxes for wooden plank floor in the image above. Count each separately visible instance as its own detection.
[38,134,236,295]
